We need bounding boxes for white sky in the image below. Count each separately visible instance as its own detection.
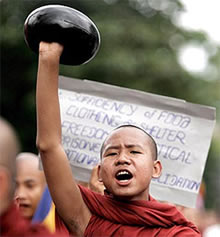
[176,0,220,75]
[178,0,220,44]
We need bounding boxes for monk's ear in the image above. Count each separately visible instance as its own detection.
[97,164,103,182]
[152,160,162,178]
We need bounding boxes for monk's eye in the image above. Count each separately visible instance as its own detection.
[25,181,35,189]
[130,150,141,154]
[106,152,117,157]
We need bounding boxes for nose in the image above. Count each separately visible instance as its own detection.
[114,152,131,166]
[15,186,27,201]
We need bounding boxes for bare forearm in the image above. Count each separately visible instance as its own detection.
[36,49,61,151]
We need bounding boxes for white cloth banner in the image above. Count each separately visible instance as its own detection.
[58,75,216,208]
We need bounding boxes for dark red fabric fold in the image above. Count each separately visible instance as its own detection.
[0,203,51,236]
[79,185,201,237]
[0,203,68,237]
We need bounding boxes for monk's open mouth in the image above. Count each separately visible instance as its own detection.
[19,203,30,209]
[116,170,133,182]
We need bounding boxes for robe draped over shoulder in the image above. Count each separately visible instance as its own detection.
[0,203,66,237]
[78,185,201,237]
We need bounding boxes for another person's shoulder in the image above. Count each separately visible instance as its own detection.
[0,203,68,237]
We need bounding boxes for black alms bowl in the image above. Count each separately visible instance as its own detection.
[24,5,101,65]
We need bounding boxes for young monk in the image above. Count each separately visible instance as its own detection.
[15,152,69,235]
[36,41,201,236]
[15,153,46,221]
[0,117,67,237]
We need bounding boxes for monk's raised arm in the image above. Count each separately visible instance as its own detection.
[36,42,91,236]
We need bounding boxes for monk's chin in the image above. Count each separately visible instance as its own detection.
[19,208,32,220]
[112,191,136,201]
[111,187,149,201]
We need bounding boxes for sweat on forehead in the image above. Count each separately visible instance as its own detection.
[100,124,158,160]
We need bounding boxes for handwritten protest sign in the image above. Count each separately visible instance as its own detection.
[58,75,216,208]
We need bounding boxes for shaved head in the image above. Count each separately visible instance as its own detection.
[0,117,20,214]
[16,152,40,164]
[0,117,20,194]
[16,152,42,177]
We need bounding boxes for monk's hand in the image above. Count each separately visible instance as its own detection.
[39,41,64,61]
[89,165,105,195]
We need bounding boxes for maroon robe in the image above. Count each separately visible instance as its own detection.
[78,185,201,237]
[0,203,67,237]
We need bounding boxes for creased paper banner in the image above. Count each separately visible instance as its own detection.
[58,75,216,208]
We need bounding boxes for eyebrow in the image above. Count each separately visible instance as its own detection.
[23,179,37,184]
[103,144,143,153]
[15,179,36,185]
[125,144,143,149]
[24,179,36,183]
[103,145,120,153]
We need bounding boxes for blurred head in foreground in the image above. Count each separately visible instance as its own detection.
[0,117,20,215]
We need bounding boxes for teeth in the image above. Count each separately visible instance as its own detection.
[117,171,129,176]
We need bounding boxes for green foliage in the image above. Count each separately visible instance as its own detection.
[1,0,220,209]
